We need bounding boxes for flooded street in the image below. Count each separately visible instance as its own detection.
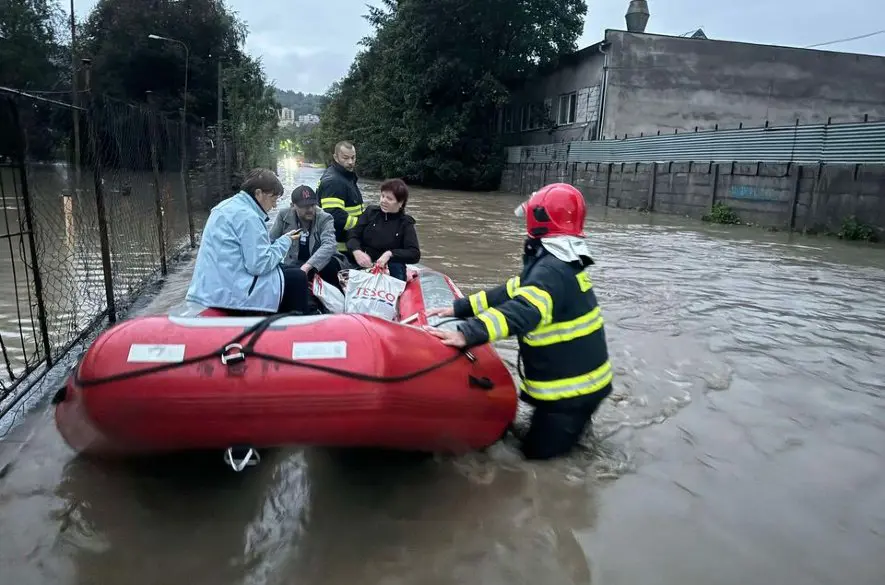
[0,164,196,392]
[2,165,885,585]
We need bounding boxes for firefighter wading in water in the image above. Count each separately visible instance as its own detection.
[425,183,613,460]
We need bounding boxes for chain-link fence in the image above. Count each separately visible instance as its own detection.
[0,84,243,417]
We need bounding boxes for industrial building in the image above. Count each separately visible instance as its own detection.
[500,1,885,146]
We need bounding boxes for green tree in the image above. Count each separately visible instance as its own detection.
[79,0,246,123]
[316,0,586,189]
[78,0,279,171]
[0,0,72,161]
[274,89,326,116]
[277,121,323,163]
[222,55,278,168]
[0,0,66,91]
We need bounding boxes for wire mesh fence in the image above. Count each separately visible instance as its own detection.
[506,118,885,165]
[0,85,243,416]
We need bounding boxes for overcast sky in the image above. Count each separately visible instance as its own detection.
[71,0,885,94]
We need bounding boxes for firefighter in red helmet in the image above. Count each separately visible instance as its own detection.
[426,183,612,460]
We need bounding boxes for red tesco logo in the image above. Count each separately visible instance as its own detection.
[355,287,397,304]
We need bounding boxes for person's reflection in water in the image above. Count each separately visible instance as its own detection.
[267,448,599,585]
[54,450,285,585]
[56,447,600,585]
[240,450,311,585]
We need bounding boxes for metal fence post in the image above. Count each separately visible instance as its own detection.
[9,101,53,367]
[604,163,613,207]
[200,116,208,215]
[82,59,116,323]
[146,92,168,276]
[788,164,803,231]
[180,107,196,248]
[216,60,223,203]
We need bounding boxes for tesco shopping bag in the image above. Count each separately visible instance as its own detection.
[343,266,407,321]
[311,274,345,313]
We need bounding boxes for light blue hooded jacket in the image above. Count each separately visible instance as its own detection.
[186,191,292,312]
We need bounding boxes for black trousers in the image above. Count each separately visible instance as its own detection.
[387,262,407,282]
[278,266,309,313]
[520,384,613,460]
[311,257,345,292]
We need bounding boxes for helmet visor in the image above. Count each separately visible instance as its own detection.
[513,192,535,218]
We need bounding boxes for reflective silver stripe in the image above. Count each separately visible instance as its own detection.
[320,197,346,209]
[477,308,509,341]
[469,290,489,315]
[523,307,603,346]
[521,361,613,400]
[514,286,553,324]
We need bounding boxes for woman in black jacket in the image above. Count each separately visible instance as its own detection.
[346,178,421,281]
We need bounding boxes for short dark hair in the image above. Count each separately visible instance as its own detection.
[241,168,283,197]
[379,178,409,208]
[334,141,354,155]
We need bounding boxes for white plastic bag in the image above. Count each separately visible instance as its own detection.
[343,267,407,321]
[311,274,345,313]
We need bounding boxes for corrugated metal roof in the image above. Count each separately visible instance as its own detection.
[506,120,885,164]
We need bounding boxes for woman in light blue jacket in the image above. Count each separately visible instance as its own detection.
[186,168,306,314]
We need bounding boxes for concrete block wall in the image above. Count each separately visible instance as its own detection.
[500,161,885,237]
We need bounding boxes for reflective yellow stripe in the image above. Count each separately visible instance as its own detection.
[469,291,489,315]
[321,197,346,210]
[344,215,359,230]
[520,361,613,401]
[337,242,348,252]
[523,306,604,347]
[506,276,520,298]
[345,204,364,214]
[476,308,509,342]
[576,272,592,292]
[514,286,553,325]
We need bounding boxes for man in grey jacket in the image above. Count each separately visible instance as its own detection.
[269,184,346,290]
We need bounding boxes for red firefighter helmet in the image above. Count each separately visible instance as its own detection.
[514,183,587,238]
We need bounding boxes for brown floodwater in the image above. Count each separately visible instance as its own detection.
[1,165,884,585]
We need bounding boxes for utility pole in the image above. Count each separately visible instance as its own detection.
[82,59,116,323]
[217,60,223,199]
[146,34,194,246]
[70,0,80,172]
[217,61,223,126]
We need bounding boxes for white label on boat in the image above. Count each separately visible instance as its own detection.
[292,341,347,360]
[127,344,186,363]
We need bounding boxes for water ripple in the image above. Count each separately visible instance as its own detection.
[2,167,885,585]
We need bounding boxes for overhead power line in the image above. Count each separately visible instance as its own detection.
[805,29,885,49]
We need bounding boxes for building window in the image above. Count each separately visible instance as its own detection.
[503,106,514,133]
[518,101,548,131]
[529,102,544,130]
[558,92,577,125]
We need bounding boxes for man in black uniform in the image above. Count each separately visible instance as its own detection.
[317,141,364,264]
[426,183,613,460]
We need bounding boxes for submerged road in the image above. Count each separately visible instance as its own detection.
[1,165,884,585]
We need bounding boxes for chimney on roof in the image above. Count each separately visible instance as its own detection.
[626,0,650,33]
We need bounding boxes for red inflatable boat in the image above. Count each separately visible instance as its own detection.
[54,267,517,461]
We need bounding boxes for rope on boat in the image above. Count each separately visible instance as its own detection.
[224,446,260,472]
[62,313,494,392]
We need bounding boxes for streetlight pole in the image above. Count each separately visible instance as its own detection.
[70,0,80,173]
[147,33,195,247]
[147,34,189,132]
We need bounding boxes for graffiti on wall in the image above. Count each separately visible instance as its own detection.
[728,184,784,202]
